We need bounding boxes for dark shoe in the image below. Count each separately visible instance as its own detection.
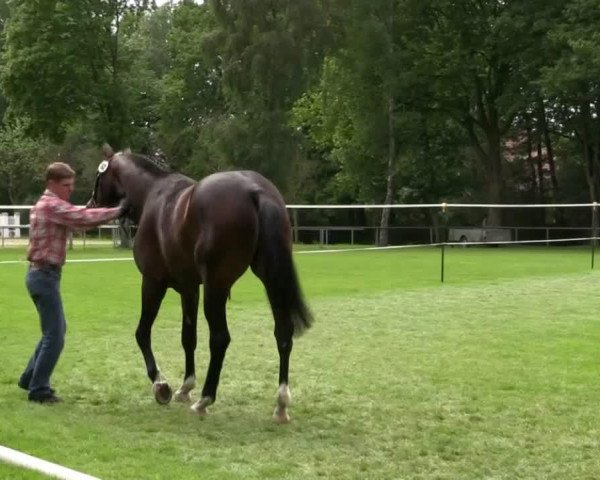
[19,381,55,395]
[29,393,62,404]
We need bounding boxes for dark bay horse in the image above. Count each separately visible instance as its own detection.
[88,145,312,423]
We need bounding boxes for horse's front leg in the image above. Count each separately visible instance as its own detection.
[191,286,230,416]
[173,288,199,403]
[136,277,171,404]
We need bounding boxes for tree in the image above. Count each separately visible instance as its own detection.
[539,0,600,203]
[294,0,441,244]
[205,0,329,190]
[413,0,554,224]
[119,4,175,153]
[0,0,156,147]
[1,0,109,141]
[155,0,224,175]
[0,0,10,122]
[0,121,54,204]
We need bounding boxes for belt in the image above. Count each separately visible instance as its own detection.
[29,262,61,272]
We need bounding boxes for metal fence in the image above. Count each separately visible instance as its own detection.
[2,223,597,249]
[2,202,598,248]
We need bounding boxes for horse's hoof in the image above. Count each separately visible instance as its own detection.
[273,409,291,424]
[152,381,172,405]
[190,404,208,416]
[173,390,192,403]
[190,396,213,416]
[273,384,291,423]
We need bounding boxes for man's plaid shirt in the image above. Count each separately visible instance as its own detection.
[27,190,121,266]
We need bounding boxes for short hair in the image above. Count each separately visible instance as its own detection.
[46,162,75,182]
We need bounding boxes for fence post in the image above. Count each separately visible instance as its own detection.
[592,203,598,269]
[292,209,299,244]
[440,202,448,283]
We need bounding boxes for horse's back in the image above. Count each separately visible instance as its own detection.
[196,170,285,207]
[135,170,287,290]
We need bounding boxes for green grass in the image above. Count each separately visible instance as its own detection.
[1,245,600,479]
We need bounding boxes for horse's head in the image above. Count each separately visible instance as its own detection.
[87,143,127,209]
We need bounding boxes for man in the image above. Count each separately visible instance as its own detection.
[19,162,127,404]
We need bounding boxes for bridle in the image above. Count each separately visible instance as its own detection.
[88,159,110,208]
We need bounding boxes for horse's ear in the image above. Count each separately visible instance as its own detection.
[102,143,114,159]
[123,147,132,154]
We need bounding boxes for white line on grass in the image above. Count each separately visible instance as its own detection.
[0,235,597,266]
[64,258,134,263]
[0,258,134,265]
[296,245,428,254]
[0,445,101,480]
[0,247,406,264]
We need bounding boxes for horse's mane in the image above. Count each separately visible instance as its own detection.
[126,152,172,177]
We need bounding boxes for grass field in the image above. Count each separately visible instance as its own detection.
[1,244,600,479]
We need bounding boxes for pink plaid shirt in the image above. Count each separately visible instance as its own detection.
[27,190,121,266]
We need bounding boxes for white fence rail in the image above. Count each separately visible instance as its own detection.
[2,203,598,248]
[3,223,598,248]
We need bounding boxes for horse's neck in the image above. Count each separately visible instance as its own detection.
[120,167,159,208]
[120,167,194,208]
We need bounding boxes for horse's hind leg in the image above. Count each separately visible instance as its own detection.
[273,318,294,423]
[251,258,294,424]
[174,289,199,402]
[191,285,230,416]
[136,276,171,404]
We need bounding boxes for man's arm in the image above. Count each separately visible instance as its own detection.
[47,198,123,229]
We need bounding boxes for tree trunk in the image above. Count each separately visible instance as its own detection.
[463,76,506,226]
[536,134,545,200]
[525,114,537,194]
[580,103,600,203]
[593,144,600,204]
[583,144,598,203]
[378,5,396,247]
[378,96,396,246]
[7,174,16,205]
[486,128,503,226]
[537,98,558,193]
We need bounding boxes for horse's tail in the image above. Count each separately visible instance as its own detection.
[255,194,313,337]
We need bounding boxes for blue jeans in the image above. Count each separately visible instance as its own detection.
[20,266,66,398]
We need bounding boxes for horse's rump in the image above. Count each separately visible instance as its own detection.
[187,172,264,286]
